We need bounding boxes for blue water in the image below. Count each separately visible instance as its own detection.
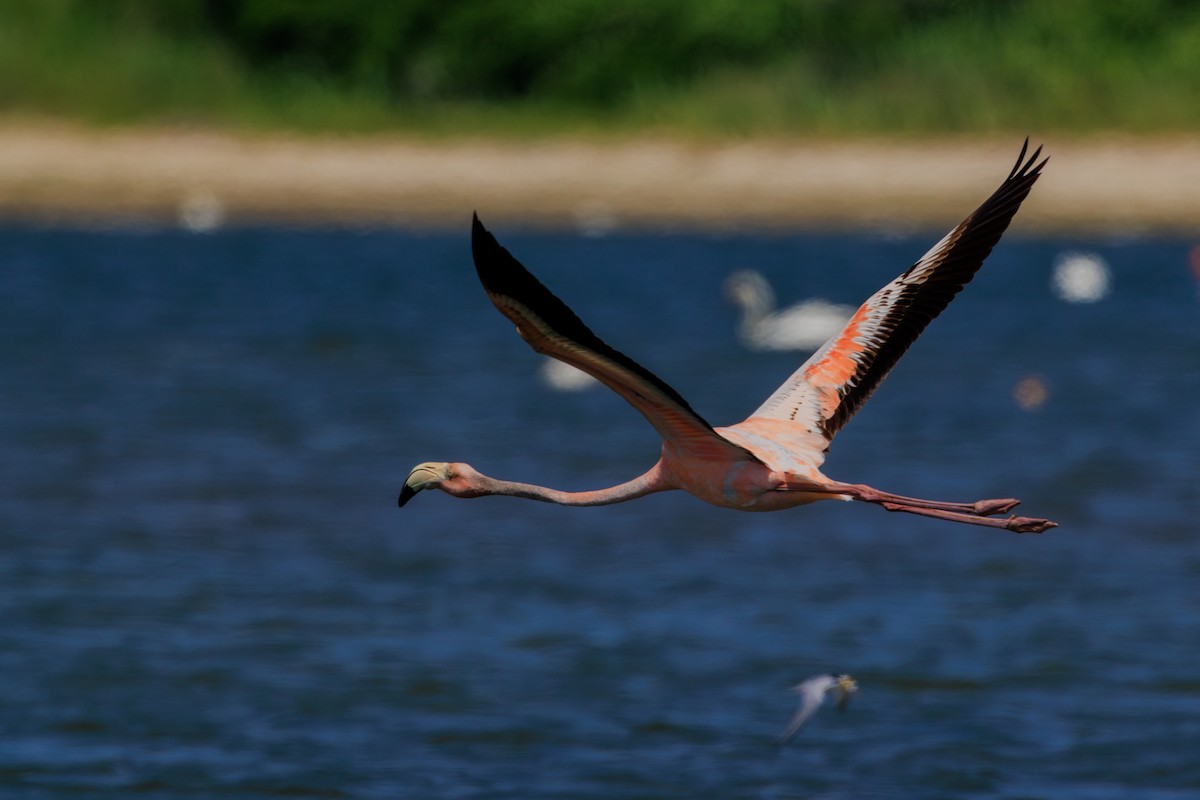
[1,222,1198,798]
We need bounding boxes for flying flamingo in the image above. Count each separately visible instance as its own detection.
[400,141,1057,534]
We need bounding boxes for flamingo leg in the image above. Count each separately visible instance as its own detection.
[879,502,1056,533]
[848,485,1021,516]
[806,482,1021,516]
[798,482,1056,532]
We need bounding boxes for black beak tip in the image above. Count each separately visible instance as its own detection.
[397,485,417,508]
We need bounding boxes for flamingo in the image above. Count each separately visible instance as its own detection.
[400,141,1057,534]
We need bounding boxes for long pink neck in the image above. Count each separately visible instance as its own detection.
[471,464,671,506]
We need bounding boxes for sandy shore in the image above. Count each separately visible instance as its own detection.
[1,124,1199,233]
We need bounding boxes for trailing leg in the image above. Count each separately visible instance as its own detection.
[879,502,1056,533]
[828,482,1022,517]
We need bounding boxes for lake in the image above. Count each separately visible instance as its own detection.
[1,222,1197,798]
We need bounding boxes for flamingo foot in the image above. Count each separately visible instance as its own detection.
[972,498,1021,516]
[1005,516,1058,534]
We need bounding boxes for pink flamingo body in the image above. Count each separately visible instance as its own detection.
[401,142,1057,533]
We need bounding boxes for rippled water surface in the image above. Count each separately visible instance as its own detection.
[1,223,1198,798]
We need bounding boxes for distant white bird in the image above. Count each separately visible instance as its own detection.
[539,356,598,391]
[777,673,858,745]
[724,269,854,351]
[178,189,225,233]
[1051,251,1110,303]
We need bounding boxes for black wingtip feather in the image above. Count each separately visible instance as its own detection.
[1008,138,1030,180]
[471,211,495,269]
[471,214,587,337]
[469,214,714,428]
[1007,138,1049,183]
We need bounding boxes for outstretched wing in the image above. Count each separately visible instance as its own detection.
[471,214,760,465]
[777,675,835,745]
[750,140,1048,443]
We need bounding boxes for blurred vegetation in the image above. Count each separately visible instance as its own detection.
[2,0,1199,136]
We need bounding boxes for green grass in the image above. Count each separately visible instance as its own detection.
[3,0,1200,138]
[0,4,345,130]
[631,3,1200,137]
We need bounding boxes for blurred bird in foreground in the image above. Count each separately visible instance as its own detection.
[778,673,858,745]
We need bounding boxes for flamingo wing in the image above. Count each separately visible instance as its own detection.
[471,214,760,465]
[750,140,1048,443]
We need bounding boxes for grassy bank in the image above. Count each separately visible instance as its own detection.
[2,1,1199,137]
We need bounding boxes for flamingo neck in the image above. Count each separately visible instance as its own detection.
[470,463,671,506]
[733,286,775,334]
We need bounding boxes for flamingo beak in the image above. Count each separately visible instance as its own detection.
[398,463,447,507]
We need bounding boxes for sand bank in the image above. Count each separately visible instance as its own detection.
[1,124,1198,234]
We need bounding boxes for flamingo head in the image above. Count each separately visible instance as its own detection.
[723,269,774,330]
[398,461,485,506]
[724,269,772,307]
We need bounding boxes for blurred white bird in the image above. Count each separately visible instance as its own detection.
[539,356,598,391]
[1051,251,1110,303]
[724,269,854,351]
[178,189,225,233]
[777,673,858,745]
